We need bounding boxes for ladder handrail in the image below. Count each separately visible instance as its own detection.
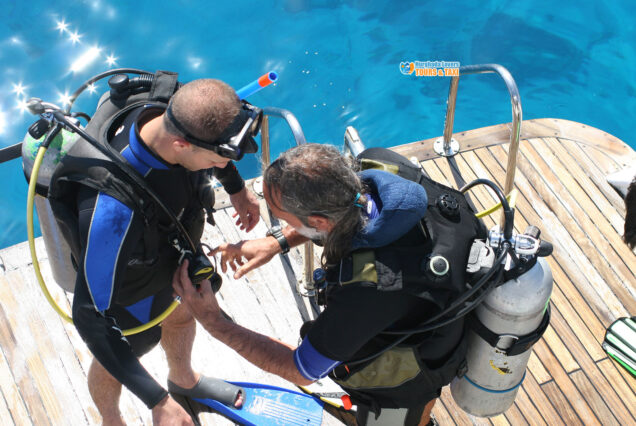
[440,63,522,196]
[260,107,314,291]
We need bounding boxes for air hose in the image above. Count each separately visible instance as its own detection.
[26,126,179,336]
[475,189,518,218]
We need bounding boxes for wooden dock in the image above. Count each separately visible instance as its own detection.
[0,118,634,425]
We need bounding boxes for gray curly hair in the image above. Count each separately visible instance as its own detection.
[264,144,368,266]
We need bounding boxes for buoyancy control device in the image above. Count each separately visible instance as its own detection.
[313,147,554,416]
[21,69,220,333]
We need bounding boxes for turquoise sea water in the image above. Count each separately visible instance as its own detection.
[1,0,635,249]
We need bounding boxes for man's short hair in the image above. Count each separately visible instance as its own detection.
[165,79,240,142]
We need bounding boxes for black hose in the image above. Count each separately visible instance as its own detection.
[461,178,515,240]
[344,243,511,367]
[381,243,509,336]
[65,68,154,113]
[0,143,22,164]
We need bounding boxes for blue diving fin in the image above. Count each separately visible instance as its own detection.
[193,381,324,426]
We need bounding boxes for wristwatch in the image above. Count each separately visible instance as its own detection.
[266,225,290,254]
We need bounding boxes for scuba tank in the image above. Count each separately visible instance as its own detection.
[20,70,173,292]
[21,126,80,292]
[450,225,553,416]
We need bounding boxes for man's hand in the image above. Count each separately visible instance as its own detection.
[151,395,194,426]
[210,237,280,279]
[172,260,224,326]
[229,187,260,232]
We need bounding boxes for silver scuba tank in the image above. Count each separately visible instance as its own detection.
[450,228,553,417]
[22,127,79,292]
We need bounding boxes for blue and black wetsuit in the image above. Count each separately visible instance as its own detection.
[71,105,244,408]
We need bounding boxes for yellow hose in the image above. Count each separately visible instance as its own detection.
[27,146,178,335]
[297,385,343,409]
[28,147,73,323]
[475,189,518,218]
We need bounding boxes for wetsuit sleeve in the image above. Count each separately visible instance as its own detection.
[294,338,341,381]
[72,189,168,408]
[212,161,245,195]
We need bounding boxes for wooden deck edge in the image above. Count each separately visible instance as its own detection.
[391,118,635,168]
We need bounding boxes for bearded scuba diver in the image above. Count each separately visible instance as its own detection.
[172,143,554,425]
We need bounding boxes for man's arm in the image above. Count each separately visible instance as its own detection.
[211,226,309,279]
[173,261,312,385]
[210,163,260,232]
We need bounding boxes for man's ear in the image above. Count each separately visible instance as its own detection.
[173,139,191,151]
[307,215,334,232]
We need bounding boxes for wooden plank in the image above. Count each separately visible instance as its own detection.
[540,325,579,373]
[548,308,634,425]
[521,371,564,426]
[596,358,636,406]
[540,381,583,426]
[544,138,626,233]
[497,143,627,321]
[0,387,16,426]
[501,404,525,426]
[0,300,50,425]
[8,267,101,426]
[439,386,488,426]
[0,348,31,426]
[512,386,546,426]
[558,139,627,216]
[432,398,458,426]
[532,340,600,425]
[570,135,630,173]
[1,271,86,425]
[531,138,636,285]
[393,118,635,167]
[548,267,607,361]
[569,370,620,426]
[491,413,511,426]
[520,119,634,163]
[527,352,552,385]
[519,140,635,314]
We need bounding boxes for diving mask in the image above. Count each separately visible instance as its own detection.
[166,100,262,161]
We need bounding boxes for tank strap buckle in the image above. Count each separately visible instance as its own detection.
[470,304,551,356]
[495,334,519,351]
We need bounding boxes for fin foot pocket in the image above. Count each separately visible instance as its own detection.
[168,376,244,408]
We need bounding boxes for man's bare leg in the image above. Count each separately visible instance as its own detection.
[161,303,243,407]
[88,358,126,426]
[160,303,199,389]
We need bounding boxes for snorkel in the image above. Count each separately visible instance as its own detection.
[236,71,278,100]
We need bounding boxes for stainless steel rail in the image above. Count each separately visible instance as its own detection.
[260,107,314,292]
[436,64,522,197]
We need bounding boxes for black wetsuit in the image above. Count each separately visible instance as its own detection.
[71,105,244,408]
[294,168,471,423]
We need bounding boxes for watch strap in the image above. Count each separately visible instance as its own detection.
[267,226,290,254]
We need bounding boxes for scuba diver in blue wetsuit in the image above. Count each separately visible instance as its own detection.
[174,143,487,426]
[52,77,262,425]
